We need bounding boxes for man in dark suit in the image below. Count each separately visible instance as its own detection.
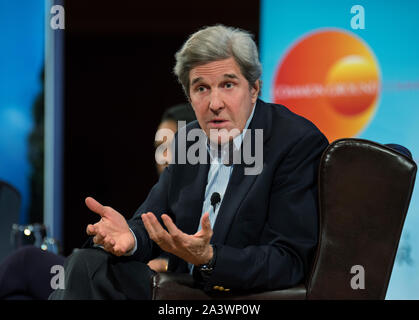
[50,25,328,299]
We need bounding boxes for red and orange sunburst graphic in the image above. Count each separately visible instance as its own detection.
[273,29,381,142]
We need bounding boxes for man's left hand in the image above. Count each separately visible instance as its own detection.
[141,212,213,266]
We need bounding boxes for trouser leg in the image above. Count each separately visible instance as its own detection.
[49,247,154,300]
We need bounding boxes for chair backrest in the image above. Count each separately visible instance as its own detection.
[306,138,417,299]
[0,180,21,262]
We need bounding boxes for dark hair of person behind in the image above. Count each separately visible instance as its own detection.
[160,103,196,124]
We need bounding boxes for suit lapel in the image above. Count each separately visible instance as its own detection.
[181,163,209,235]
[211,161,258,244]
[211,100,270,244]
[173,120,210,235]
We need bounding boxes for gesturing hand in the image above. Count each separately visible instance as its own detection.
[85,197,135,256]
[141,212,213,266]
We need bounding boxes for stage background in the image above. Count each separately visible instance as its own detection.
[260,0,419,299]
[1,0,417,300]
[0,0,45,225]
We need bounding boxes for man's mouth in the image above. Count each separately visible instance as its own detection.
[208,119,229,128]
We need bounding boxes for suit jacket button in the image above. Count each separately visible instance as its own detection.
[213,286,219,290]
[219,286,224,291]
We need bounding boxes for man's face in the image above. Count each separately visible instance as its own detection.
[188,57,259,145]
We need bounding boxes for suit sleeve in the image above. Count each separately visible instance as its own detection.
[204,129,329,292]
[125,164,173,263]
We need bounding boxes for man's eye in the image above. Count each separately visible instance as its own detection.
[197,86,206,92]
[224,82,234,89]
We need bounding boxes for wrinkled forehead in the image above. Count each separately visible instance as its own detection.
[189,57,243,84]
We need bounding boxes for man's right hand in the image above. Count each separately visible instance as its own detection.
[85,197,135,256]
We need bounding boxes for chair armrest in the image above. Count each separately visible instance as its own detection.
[151,272,307,300]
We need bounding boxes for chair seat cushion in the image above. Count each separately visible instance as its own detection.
[152,273,307,300]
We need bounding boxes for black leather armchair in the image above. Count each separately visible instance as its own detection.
[150,138,417,300]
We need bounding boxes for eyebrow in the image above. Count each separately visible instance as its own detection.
[223,73,239,80]
[191,77,203,86]
[190,73,239,86]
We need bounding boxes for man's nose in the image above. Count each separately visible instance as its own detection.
[209,90,224,113]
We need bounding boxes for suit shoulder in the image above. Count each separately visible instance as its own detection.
[185,119,200,131]
[262,101,327,141]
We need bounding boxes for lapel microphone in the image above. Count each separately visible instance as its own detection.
[210,192,221,212]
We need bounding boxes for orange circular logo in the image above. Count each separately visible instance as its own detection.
[273,29,381,142]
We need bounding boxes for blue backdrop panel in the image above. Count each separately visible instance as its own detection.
[0,0,45,224]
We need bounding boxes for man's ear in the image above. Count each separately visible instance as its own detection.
[251,80,260,103]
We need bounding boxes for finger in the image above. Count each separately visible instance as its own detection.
[142,213,172,248]
[148,213,171,239]
[103,234,114,246]
[161,214,183,241]
[103,236,115,253]
[93,227,107,244]
[102,237,113,252]
[142,213,166,244]
[86,224,96,236]
[141,213,158,238]
[85,197,106,217]
[200,212,212,235]
[111,241,126,256]
[197,212,213,241]
[93,233,104,245]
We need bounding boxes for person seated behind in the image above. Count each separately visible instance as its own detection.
[0,245,65,300]
[50,24,329,300]
[154,102,196,176]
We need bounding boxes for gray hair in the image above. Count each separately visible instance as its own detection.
[174,25,262,98]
